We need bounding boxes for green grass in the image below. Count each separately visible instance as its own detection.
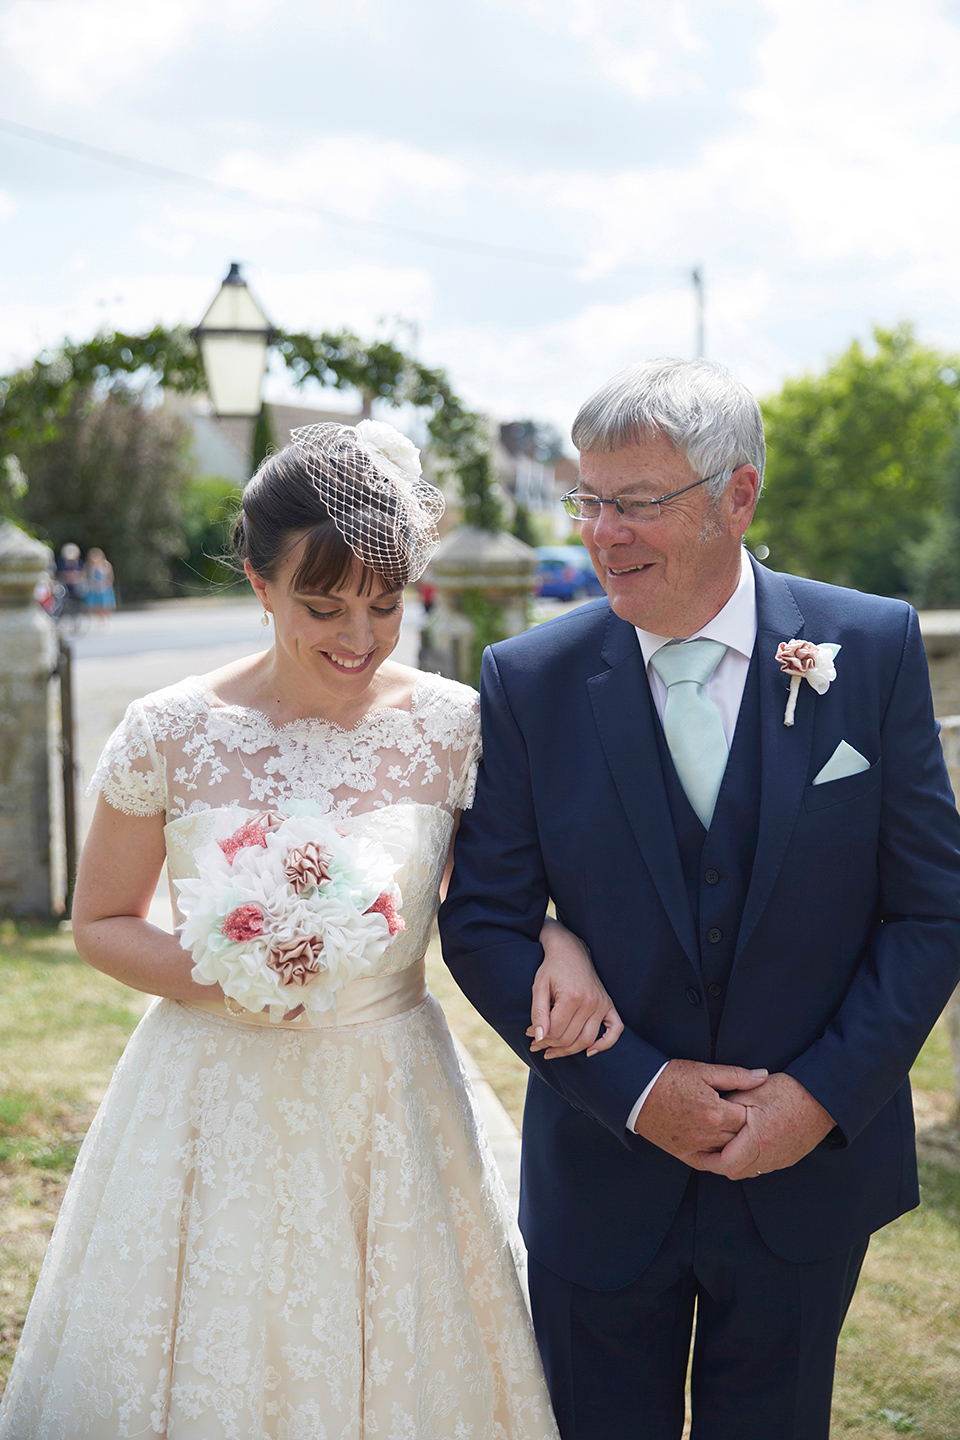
[909,1014,954,1096]
[0,920,148,1385]
[833,1149,960,1436]
[2,920,959,1432]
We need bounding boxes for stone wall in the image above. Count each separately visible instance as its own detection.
[0,523,61,917]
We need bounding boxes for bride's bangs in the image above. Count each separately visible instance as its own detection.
[291,519,400,597]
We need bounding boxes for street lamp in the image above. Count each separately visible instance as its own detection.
[193,262,276,418]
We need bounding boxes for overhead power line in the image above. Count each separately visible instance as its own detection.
[0,115,582,269]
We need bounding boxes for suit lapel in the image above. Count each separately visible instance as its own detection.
[587,608,700,969]
[734,561,814,962]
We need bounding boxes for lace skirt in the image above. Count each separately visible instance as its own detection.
[0,992,558,1440]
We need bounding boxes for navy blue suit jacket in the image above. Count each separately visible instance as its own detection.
[439,560,960,1290]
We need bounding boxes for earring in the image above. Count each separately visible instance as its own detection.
[261,610,271,628]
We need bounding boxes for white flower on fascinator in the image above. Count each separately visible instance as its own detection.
[354,419,422,483]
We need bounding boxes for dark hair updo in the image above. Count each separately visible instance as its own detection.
[233,442,410,595]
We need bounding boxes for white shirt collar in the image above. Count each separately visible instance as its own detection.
[634,548,757,665]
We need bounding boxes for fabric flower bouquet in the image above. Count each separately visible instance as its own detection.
[176,803,404,1023]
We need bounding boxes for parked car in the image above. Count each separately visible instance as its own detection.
[533,546,605,601]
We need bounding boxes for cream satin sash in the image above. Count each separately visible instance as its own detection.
[180,958,428,1031]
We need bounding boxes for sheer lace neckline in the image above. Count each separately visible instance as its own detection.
[188,671,432,737]
[88,669,481,821]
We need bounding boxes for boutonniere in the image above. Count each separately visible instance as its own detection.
[775,640,842,726]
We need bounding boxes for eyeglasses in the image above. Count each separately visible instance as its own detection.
[561,470,728,523]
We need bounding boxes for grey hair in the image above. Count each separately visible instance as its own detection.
[571,357,765,499]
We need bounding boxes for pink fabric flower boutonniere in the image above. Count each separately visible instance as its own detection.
[775,639,841,726]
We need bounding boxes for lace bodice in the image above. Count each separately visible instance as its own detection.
[88,671,480,823]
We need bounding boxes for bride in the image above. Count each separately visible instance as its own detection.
[0,420,620,1439]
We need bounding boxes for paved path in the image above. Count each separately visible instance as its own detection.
[71,595,523,1216]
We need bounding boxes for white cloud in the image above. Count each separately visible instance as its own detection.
[1,0,196,105]
[424,282,709,438]
[125,132,471,266]
[210,136,472,221]
[494,0,706,97]
[256,264,434,338]
[735,0,960,267]
[138,227,196,261]
[499,0,960,313]
[0,0,309,104]
[0,191,17,222]
[4,0,960,430]
[0,271,215,373]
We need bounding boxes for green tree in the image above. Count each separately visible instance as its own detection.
[251,405,277,472]
[753,326,960,596]
[0,325,506,565]
[900,429,960,607]
[511,502,537,547]
[15,387,193,599]
[275,330,503,530]
[176,474,243,591]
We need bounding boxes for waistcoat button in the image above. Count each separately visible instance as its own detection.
[707,927,723,944]
[685,987,701,1005]
[704,869,720,885]
[707,982,723,998]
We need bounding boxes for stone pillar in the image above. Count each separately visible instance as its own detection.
[420,526,537,686]
[0,522,62,917]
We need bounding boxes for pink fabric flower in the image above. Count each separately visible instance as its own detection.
[221,904,265,943]
[218,811,284,863]
[775,639,839,726]
[284,842,333,894]
[219,822,268,863]
[366,891,405,937]
[266,935,324,986]
[776,640,820,676]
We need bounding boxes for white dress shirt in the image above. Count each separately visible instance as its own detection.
[625,548,758,1132]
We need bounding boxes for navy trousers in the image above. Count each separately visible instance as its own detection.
[528,1172,868,1440]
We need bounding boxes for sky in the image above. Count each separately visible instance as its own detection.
[2,0,960,449]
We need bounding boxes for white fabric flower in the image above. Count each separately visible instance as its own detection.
[354,419,422,483]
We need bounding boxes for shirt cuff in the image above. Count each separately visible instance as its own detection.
[626,1062,670,1133]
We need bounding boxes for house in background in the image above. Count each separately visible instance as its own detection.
[168,397,578,542]
[495,421,578,536]
[167,397,365,485]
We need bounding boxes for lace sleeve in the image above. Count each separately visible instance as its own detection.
[455,713,483,811]
[412,677,482,812]
[87,698,166,817]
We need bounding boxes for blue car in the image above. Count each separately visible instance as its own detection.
[534,546,605,601]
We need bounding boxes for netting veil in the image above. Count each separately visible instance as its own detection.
[289,419,445,585]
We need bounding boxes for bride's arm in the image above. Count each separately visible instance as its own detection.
[72,796,216,1002]
[528,916,624,1060]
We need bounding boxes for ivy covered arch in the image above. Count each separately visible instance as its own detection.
[0,324,503,532]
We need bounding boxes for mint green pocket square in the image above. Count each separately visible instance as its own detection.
[812,740,871,786]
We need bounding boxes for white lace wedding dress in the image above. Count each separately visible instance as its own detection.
[0,673,558,1440]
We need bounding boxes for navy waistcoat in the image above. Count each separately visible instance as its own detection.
[651,650,762,1046]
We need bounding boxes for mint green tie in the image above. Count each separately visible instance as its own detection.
[649,639,729,829]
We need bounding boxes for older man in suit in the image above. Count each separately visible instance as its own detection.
[439,358,960,1439]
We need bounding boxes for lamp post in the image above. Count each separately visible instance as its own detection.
[193,262,276,424]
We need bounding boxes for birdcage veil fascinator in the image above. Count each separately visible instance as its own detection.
[288,420,445,586]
